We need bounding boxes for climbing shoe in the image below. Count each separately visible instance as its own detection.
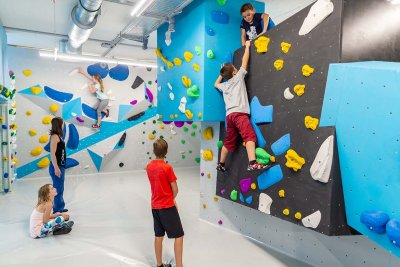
[216,163,226,172]
[247,162,270,171]
[53,225,72,235]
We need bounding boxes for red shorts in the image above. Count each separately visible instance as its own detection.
[224,112,257,152]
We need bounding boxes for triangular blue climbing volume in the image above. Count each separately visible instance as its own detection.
[87,149,103,172]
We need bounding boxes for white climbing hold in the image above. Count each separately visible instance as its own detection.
[178,97,187,113]
[71,112,77,117]
[168,83,173,90]
[258,193,273,214]
[284,87,294,100]
[302,210,322,228]
[157,86,161,92]
[299,0,334,36]
[160,66,165,72]
[84,165,90,169]
[169,92,175,101]
[310,135,334,183]
[171,129,177,135]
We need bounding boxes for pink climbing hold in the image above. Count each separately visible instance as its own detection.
[221,189,225,194]
[130,100,138,105]
[76,117,84,123]
[218,219,223,225]
[240,178,252,193]
[201,172,204,176]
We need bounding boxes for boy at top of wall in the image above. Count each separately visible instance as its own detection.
[214,41,270,172]
[240,2,271,46]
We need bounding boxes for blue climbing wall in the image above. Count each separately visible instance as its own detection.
[320,62,400,256]
[157,0,263,122]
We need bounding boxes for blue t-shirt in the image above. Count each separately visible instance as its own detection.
[240,13,263,41]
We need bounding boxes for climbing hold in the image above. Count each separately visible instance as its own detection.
[44,86,73,102]
[274,59,284,71]
[155,48,174,69]
[193,63,200,72]
[230,190,238,201]
[207,173,211,179]
[11,123,17,130]
[218,219,223,225]
[26,111,32,116]
[203,127,213,140]
[187,85,200,98]
[169,92,175,101]
[245,196,253,204]
[195,157,200,164]
[3,156,8,161]
[254,36,270,53]
[302,210,322,229]
[257,165,283,190]
[250,96,273,124]
[206,50,215,59]
[203,204,207,209]
[304,116,319,130]
[285,149,305,171]
[37,157,50,168]
[279,189,285,198]
[271,134,290,156]
[295,212,302,220]
[198,112,202,118]
[192,124,197,129]
[284,87,294,100]
[42,116,52,125]
[183,127,189,132]
[217,140,223,149]
[30,86,42,95]
[299,0,334,36]
[119,162,124,167]
[109,64,129,81]
[23,69,32,77]
[29,130,37,136]
[65,158,79,169]
[185,110,194,120]
[311,135,334,184]
[182,76,192,88]
[294,84,305,96]
[211,10,229,24]
[13,158,18,166]
[131,76,144,90]
[178,97,187,113]
[251,183,256,190]
[240,178,252,193]
[202,149,213,161]
[183,51,193,62]
[195,45,202,55]
[127,111,145,121]
[148,133,155,140]
[190,131,196,137]
[67,124,79,150]
[361,211,390,234]
[281,42,292,53]
[205,26,215,36]
[213,196,219,202]
[49,104,58,113]
[302,64,314,77]
[31,146,43,156]
[118,132,127,147]
[173,58,182,66]
[216,0,227,5]
[283,209,290,216]
[76,117,84,123]
[255,148,273,165]
[258,193,272,214]
[386,219,400,247]
[87,63,109,78]
[39,135,49,144]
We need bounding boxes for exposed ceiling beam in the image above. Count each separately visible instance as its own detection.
[103,0,139,6]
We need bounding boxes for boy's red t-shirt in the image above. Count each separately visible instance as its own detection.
[146,159,177,209]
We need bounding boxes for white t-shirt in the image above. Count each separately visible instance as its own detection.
[94,83,108,101]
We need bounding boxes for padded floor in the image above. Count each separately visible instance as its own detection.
[0,167,311,267]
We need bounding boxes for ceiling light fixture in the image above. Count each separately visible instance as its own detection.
[130,0,155,17]
[39,51,157,68]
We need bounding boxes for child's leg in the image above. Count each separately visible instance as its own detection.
[96,99,109,125]
[235,114,257,162]
[245,141,256,161]
[155,236,164,266]
[220,114,238,164]
[38,216,65,238]
[174,236,183,267]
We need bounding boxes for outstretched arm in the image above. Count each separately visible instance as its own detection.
[241,28,247,46]
[260,13,270,36]
[78,67,95,82]
[241,41,251,70]
[214,75,223,89]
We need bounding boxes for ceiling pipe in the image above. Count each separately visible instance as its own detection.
[67,0,103,53]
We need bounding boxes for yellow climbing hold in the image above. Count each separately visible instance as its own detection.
[202,149,213,161]
[270,156,276,163]
[207,173,211,179]
[279,189,285,198]
[193,63,200,72]
[197,112,202,118]
[283,209,290,216]
[23,69,32,77]
[155,48,174,69]
[29,129,37,136]
[295,212,302,220]
[170,114,174,119]
[31,146,43,156]
[3,156,8,162]
[148,133,155,140]
[274,59,284,71]
[42,116,52,124]
[39,135,49,143]
[160,125,165,129]
[26,111,32,116]
[173,58,182,66]
[174,114,179,118]
[159,114,163,119]
[12,102,17,108]
[184,51,193,62]
[0,117,3,123]
[213,196,219,202]
[254,36,270,53]
[203,203,207,209]
[304,116,319,130]
[11,123,18,130]
[251,183,256,190]
[37,157,50,168]
[203,127,213,140]
[185,110,193,120]
[302,64,314,77]
[50,104,58,113]
[182,76,192,88]
[281,42,292,53]
[294,84,305,96]
[30,86,42,95]
[285,149,305,172]
[13,157,18,166]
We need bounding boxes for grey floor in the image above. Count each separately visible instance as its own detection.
[0,167,312,267]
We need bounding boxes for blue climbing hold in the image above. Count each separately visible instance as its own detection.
[386,219,400,248]
[239,192,244,203]
[109,64,129,81]
[211,10,229,24]
[44,86,73,103]
[65,158,79,169]
[88,149,103,172]
[271,133,291,156]
[257,165,283,190]
[82,103,106,120]
[251,119,266,148]
[250,96,273,124]
[205,26,215,36]
[44,142,50,152]
[360,211,390,234]
[67,123,79,150]
[87,63,109,79]
[245,195,253,204]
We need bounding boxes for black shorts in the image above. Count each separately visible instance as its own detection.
[152,206,184,238]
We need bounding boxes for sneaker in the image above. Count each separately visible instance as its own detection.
[53,225,72,235]
[92,124,100,129]
[216,163,226,172]
[247,162,270,171]
[64,221,74,228]
[105,109,110,118]
[157,264,172,267]
[62,209,69,212]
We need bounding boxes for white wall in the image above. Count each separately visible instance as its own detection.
[262,0,316,25]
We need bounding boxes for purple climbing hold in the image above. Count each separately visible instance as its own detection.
[174,121,185,128]
[186,121,193,125]
[240,178,252,193]
[221,189,225,194]
[201,172,204,176]
[211,10,229,24]
[145,88,154,103]
[130,100,138,105]
[163,121,172,125]
[76,117,84,123]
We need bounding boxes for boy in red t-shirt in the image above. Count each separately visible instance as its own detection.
[146,139,184,267]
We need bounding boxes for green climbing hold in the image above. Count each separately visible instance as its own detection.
[149,157,152,160]
[189,150,192,154]
[195,157,201,164]
[142,141,145,144]
[216,0,227,5]
[148,81,152,85]
[147,152,150,155]
[256,147,272,165]
[195,45,202,56]
[143,122,146,125]
[230,190,238,201]
[183,127,189,132]
[191,132,196,137]
[152,130,156,134]
[160,136,164,140]
[207,49,215,59]
[181,155,186,159]
[217,140,223,149]
[181,139,186,144]
[187,85,200,98]
[152,120,156,124]
[192,124,197,129]
[143,131,145,134]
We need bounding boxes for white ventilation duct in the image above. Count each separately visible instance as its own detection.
[67,0,103,53]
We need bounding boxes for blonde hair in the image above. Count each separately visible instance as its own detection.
[36,184,52,207]
[93,74,105,93]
